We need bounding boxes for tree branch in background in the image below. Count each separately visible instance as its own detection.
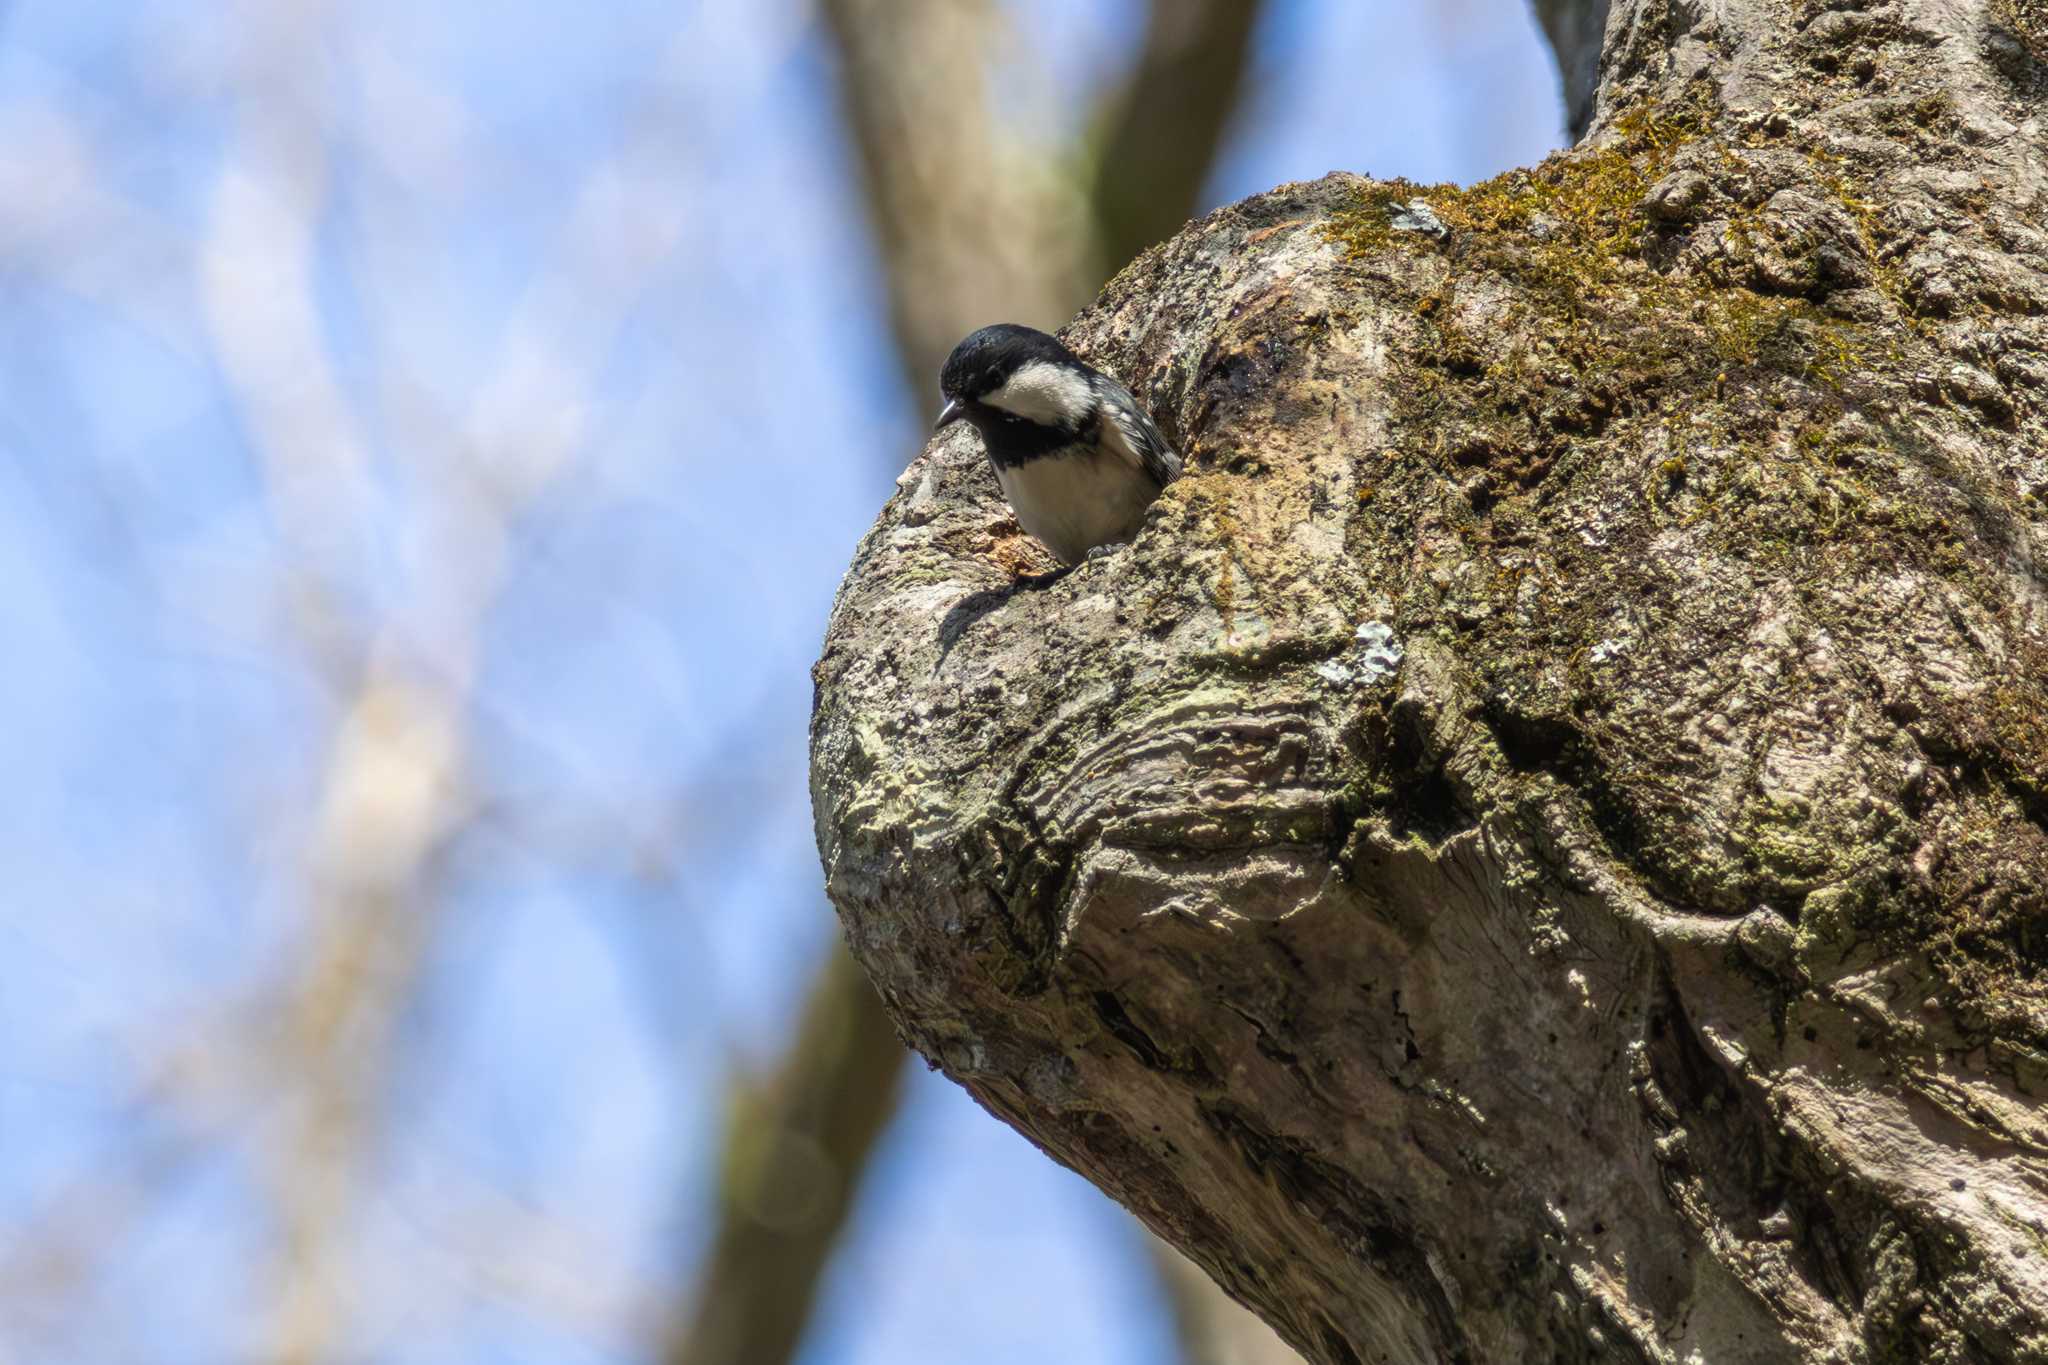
[199,24,469,1358]
[815,0,1089,409]
[200,16,713,1356]
[1087,0,1265,278]
[671,2,1291,1363]
[1527,0,1611,139]
[662,948,906,1365]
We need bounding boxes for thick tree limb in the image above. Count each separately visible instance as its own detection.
[663,948,905,1365]
[1528,0,1612,139]
[816,0,1090,408]
[815,1,2048,1360]
[1088,0,1267,278]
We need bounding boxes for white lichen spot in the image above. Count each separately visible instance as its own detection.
[1590,637,1629,664]
[1699,1023,1747,1066]
[1316,621,1404,688]
[1567,967,1595,1008]
[1390,199,1448,239]
[1355,621,1404,679]
[1452,1090,1488,1127]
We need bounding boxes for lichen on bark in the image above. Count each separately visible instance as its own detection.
[812,2,2048,1360]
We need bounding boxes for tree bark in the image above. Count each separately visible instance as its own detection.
[813,2,2048,1361]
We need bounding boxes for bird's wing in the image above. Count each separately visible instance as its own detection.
[1092,375,1182,488]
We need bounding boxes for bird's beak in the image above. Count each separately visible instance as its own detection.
[934,398,964,431]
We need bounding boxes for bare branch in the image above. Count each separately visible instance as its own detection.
[1526,0,1612,139]
[1087,0,1268,277]
[661,948,906,1365]
[816,0,1091,410]
[194,16,714,1356]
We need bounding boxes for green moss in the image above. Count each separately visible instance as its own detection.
[1322,94,1884,557]
[1983,670,2048,815]
[1324,182,1415,258]
[1993,0,2048,59]
[1329,97,1710,254]
[1314,89,2043,1011]
[1170,474,1247,627]
[1326,88,1876,405]
[1804,152,1927,340]
[1794,883,1862,962]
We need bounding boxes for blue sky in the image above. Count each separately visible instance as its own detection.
[0,2,1563,1360]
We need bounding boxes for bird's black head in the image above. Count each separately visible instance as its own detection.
[935,324,1090,434]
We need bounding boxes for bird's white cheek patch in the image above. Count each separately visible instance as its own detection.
[983,360,1092,427]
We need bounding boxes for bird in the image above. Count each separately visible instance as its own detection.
[935,323,1181,566]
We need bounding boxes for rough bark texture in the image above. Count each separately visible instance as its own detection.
[812,3,2048,1361]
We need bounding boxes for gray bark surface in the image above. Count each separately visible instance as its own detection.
[812,3,2048,1360]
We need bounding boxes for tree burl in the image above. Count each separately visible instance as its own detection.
[812,3,2048,1359]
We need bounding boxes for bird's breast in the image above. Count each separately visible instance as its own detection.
[992,445,1160,565]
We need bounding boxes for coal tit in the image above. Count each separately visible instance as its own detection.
[935,324,1181,565]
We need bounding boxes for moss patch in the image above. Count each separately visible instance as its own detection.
[1315,90,2047,1009]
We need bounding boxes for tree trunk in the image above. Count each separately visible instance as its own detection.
[811,2,2048,1360]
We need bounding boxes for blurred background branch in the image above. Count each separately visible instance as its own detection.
[680,2,1295,1361]
[816,0,1091,406]
[818,0,1266,417]
[663,950,904,1365]
[1528,0,1612,138]
[1087,0,1265,278]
